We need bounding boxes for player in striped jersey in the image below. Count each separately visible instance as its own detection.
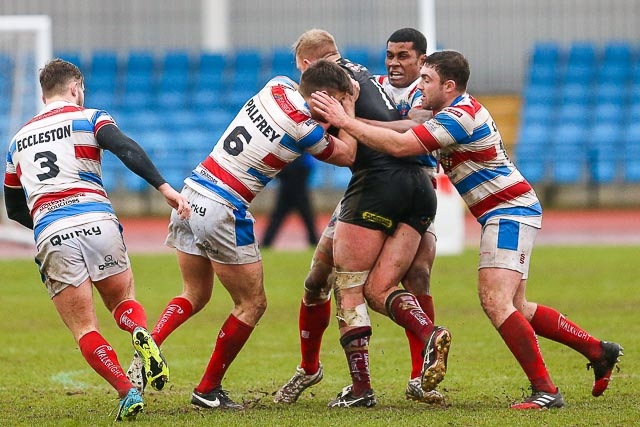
[312,49,623,410]
[142,59,358,410]
[3,59,190,420]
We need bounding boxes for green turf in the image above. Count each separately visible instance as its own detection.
[0,246,636,426]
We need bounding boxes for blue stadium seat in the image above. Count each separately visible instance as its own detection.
[161,110,202,133]
[527,63,559,86]
[522,83,556,105]
[233,49,262,69]
[560,82,593,104]
[593,102,624,124]
[594,82,628,105]
[561,41,598,85]
[343,46,371,69]
[126,50,155,74]
[368,47,388,76]
[198,52,227,77]
[89,50,119,77]
[588,123,623,183]
[56,50,82,67]
[556,102,590,125]
[531,42,561,66]
[550,122,589,183]
[515,122,550,183]
[603,40,633,65]
[268,47,298,79]
[520,103,555,125]
[567,41,597,65]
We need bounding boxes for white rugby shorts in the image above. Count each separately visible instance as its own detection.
[478,218,539,279]
[165,187,261,264]
[35,218,131,298]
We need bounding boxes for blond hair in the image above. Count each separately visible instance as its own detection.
[292,28,340,62]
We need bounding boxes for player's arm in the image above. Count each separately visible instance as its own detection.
[322,133,356,167]
[4,186,33,229]
[96,124,190,218]
[358,117,417,132]
[312,91,435,157]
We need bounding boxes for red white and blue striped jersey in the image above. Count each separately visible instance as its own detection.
[4,100,118,242]
[185,76,337,209]
[411,93,542,227]
[376,75,423,119]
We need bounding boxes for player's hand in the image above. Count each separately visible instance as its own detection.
[311,91,350,128]
[158,183,191,219]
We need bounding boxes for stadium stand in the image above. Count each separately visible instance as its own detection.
[12,41,634,195]
[517,40,639,188]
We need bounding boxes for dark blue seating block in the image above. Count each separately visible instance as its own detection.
[532,42,561,66]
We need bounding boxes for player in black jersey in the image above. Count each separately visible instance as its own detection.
[274,29,450,408]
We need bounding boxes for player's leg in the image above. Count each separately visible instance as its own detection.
[401,230,437,395]
[513,262,624,398]
[53,278,135,397]
[327,221,385,408]
[191,260,265,410]
[477,220,562,409]
[274,216,335,404]
[364,223,449,395]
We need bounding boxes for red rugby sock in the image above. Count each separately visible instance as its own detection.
[195,314,254,393]
[498,311,556,393]
[151,297,194,346]
[299,298,331,375]
[113,299,147,333]
[530,305,603,361]
[79,331,131,397]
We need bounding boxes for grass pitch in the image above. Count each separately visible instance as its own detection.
[0,246,637,426]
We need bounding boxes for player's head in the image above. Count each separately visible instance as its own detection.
[40,58,85,106]
[293,29,340,73]
[385,28,428,88]
[299,59,354,122]
[418,50,470,111]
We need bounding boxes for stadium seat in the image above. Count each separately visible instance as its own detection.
[602,40,633,66]
[527,62,559,86]
[89,50,119,77]
[522,83,556,105]
[56,50,82,67]
[560,82,593,104]
[343,46,371,69]
[531,42,561,66]
[197,52,227,77]
[232,49,262,70]
[520,103,555,125]
[550,122,589,184]
[268,47,298,79]
[593,102,624,124]
[588,123,623,183]
[556,102,590,125]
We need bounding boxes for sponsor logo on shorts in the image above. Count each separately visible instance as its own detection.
[98,254,120,271]
[361,211,393,229]
[190,203,207,217]
[49,226,102,246]
[199,240,219,255]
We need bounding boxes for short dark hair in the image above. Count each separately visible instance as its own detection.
[387,28,427,55]
[298,59,354,97]
[39,58,84,97]
[425,50,470,92]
